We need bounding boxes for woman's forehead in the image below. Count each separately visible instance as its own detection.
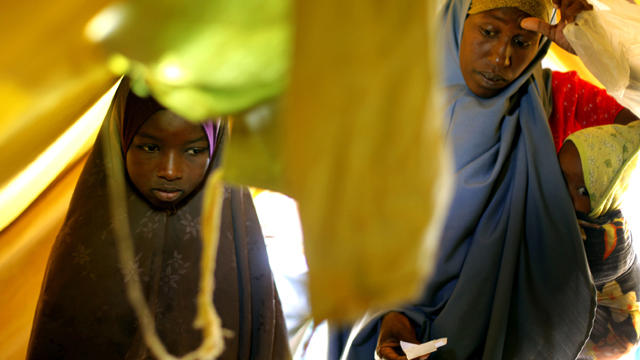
[467,7,541,38]
[470,7,532,26]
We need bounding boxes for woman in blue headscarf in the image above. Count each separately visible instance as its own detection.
[343,0,638,359]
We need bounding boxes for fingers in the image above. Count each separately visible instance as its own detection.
[377,343,430,360]
[566,1,593,22]
[377,344,408,360]
[556,0,594,23]
[520,17,553,38]
[376,312,419,360]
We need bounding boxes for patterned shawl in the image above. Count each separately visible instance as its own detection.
[27,81,290,359]
[566,120,640,218]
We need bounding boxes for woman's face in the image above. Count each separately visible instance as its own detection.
[459,7,541,98]
[126,110,211,209]
[558,141,591,214]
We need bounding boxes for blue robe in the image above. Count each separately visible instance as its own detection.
[344,0,596,358]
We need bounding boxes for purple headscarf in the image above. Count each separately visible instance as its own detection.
[121,91,220,158]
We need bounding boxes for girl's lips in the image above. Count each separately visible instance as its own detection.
[152,189,182,202]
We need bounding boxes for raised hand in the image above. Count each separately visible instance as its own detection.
[520,0,593,54]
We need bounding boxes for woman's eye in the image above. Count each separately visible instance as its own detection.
[578,187,589,197]
[139,144,159,152]
[480,27,495,37]
[513,38,531,48]
[186,147,208,155]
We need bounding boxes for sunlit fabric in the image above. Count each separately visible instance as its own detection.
[280,1,451,322]
[92,0,292,120]
[0,83,118,231]
[1,1,637,359]
[545,43,604,87]
[567,121,640,218]
[0,157,87,360]
[0,0,119,231]
[101,0,452,323]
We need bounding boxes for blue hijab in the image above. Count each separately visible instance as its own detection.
[345,0,595,358]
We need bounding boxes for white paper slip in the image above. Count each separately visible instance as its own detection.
[400,338,447,360]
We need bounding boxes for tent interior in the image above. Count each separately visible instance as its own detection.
[2,1,640,359]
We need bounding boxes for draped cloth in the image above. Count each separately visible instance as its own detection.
[26,82,290,359]
[566,120,640,218]
[344,0,595,358]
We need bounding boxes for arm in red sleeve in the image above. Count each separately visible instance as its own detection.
[548,71,624,151]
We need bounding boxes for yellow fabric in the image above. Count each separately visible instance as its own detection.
[0,82,118,231]
[0,0,118,231]
[91,0,291,121]
[468,0,552,20]
[0,157,87,360]
[282,1,450,321]
[597,280,640,335]
[566,120,640,218]
[0,0,629,356]
[546,43,604,88]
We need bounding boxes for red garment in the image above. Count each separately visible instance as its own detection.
[548,71,624,151]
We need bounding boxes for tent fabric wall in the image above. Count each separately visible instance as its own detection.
[0,0,629,356]
[0,2,116,358]
[0,0,117,230]
[0,157,87,360]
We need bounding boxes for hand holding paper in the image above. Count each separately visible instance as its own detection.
[374,312,447,360]
[400,338,447,360]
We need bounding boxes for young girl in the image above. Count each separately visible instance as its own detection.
[27,81,290,359]
[559,121,640,359]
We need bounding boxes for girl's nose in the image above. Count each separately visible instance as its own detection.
[157,151,182,180]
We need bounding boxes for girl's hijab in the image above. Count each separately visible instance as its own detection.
[27,82,290,359]
[121,92,220,159]
[345,0,595,358]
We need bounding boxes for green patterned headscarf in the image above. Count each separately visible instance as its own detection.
[566,120,640,218]
[468,0,552,21]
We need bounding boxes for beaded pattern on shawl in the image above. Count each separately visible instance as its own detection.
[468,0,552,21]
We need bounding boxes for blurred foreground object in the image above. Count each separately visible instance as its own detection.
[90,0,291,120]
[92,0,451,323]
[221,0,452,322]
[280,1,451,321]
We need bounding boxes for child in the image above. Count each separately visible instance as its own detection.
[27,81,290,359]
[558,120,640,359]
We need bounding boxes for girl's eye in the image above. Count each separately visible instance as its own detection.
[139,144,159,152]
[186,147,208,155]
[578,187,589,197]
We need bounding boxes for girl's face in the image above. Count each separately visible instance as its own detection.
[126,110,211,209]
[459,7,541,98]
[559,141,591,214]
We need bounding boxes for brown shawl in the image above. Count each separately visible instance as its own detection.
[27,82,290,359]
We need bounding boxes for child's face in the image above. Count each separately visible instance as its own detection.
[558,141,591,214]
[126,110,211,209]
